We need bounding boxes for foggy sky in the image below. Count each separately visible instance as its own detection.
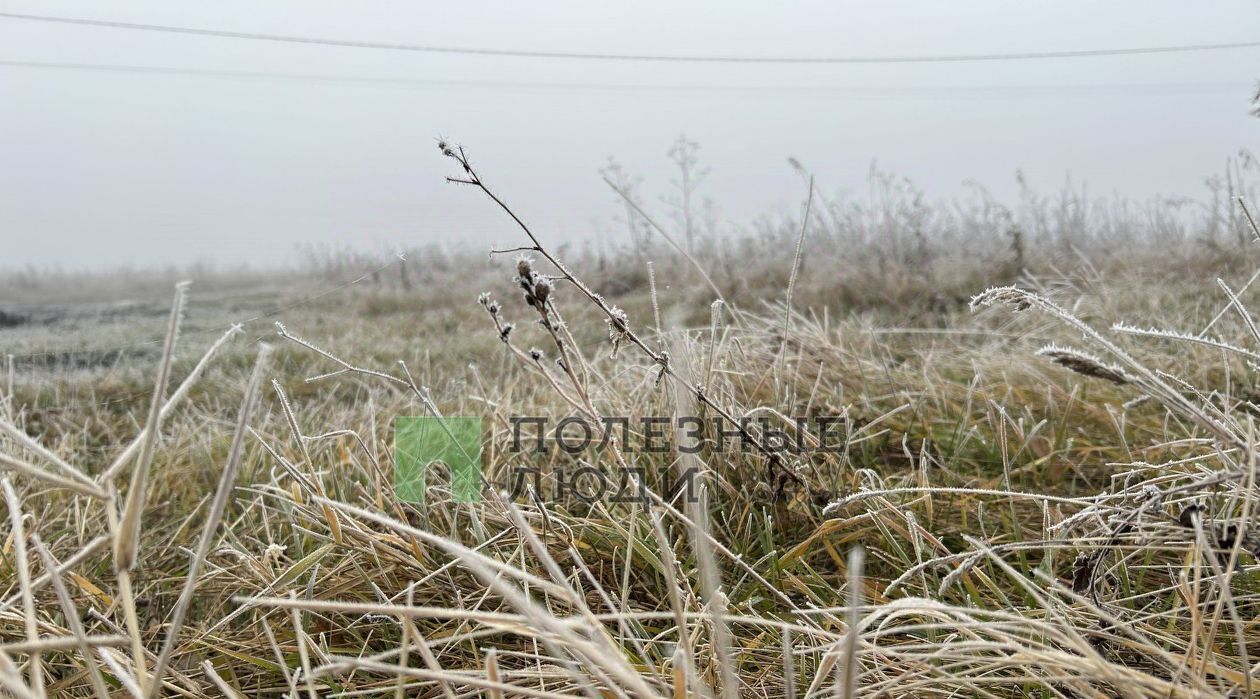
[2,0,1258,269]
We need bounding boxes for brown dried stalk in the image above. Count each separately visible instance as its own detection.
[442,143,801,492]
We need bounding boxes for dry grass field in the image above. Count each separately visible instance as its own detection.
[3,148,1260,697]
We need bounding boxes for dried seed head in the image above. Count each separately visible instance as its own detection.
[498,322,514,343]
[529,347,543,361]
[1036,345,1132,385]
[606,307,630,358]
[516,255,534,281]
[478,292,501,316]
[608,307,629,333]
[970,285,1033,312]
[533,277,552,304]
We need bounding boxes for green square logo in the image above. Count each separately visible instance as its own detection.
[394,416,482,503]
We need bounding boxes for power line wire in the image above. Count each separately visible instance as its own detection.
[0,59,1245,97]
[2,11,1258,64]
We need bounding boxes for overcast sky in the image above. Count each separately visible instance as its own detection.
[2,1,1257,269]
